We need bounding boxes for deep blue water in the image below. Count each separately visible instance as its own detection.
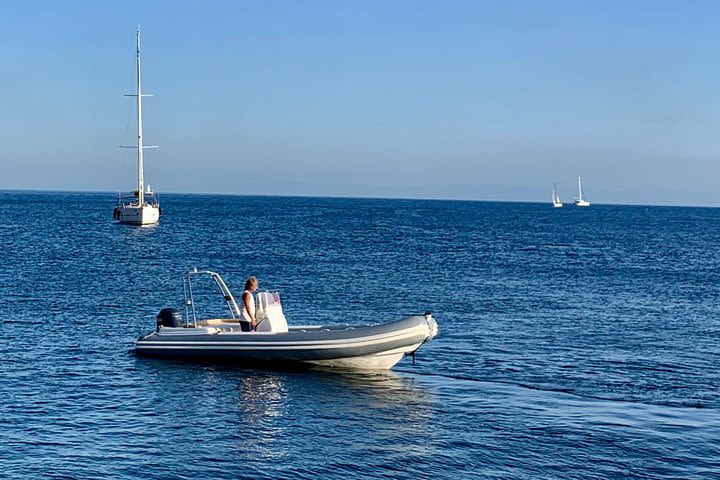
[1,191,719,479]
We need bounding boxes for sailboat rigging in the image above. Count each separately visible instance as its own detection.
[113,28,161,225]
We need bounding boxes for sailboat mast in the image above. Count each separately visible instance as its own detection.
[136,29,145,205]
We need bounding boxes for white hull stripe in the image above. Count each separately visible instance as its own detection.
[138,341,425,354]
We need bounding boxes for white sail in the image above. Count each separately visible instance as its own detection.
[552,183,563,208]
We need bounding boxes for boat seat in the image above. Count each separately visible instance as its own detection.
[158,326,219,335]
[203,318,238,325]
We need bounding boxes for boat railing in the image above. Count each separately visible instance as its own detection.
[182,268,242,327]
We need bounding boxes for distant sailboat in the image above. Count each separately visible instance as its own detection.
[574,177,590,207]
[552,183,563,208]
[113,28,161,225]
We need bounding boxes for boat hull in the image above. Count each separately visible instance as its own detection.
[135,314,438,370]
[118,204,160,225]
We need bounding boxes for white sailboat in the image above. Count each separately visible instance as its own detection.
[113,28,161,225]
[574,177,590,207]
[552,182,563,208]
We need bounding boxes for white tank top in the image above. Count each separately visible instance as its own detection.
[241,290,255,323]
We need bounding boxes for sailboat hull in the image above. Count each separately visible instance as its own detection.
[574,200,590,207]
[118,204,160,225]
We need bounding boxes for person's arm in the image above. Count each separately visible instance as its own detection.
[243,292,256,328]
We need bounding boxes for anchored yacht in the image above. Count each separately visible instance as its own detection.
[574,177,590,207]
[114,28,161,225]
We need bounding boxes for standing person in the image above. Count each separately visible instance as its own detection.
[241,276,258,332]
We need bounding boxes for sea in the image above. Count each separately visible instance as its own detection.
[1,191,719,479]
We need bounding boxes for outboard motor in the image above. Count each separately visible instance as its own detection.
[156,307,184,331]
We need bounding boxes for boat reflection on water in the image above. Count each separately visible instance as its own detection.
[232,369,438,462]
[230,369,436,420]
[233,372,290,461]
[135,357,437,463]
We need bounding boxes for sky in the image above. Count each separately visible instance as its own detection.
[1,0,719,205]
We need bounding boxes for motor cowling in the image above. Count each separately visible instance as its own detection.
[156,307,184,331]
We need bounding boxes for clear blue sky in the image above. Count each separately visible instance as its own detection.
[1,0,719,205]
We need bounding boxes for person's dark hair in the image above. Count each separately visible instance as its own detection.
[244,276,258,291]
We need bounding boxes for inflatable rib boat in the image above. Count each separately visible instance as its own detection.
[135,269,438,370]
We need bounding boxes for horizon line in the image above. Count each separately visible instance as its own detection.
[1,187,719,209]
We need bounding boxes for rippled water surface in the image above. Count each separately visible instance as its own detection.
[1,192,719,478]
